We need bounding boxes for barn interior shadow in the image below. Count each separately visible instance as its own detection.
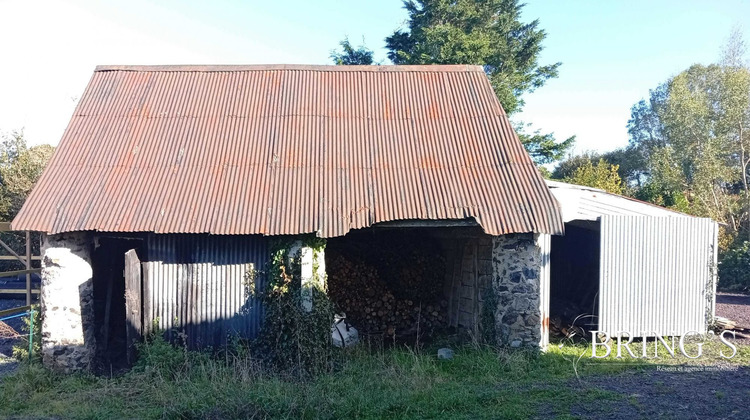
[89,234,267,374]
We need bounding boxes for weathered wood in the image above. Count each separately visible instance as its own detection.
[0,238,25,264]
[0,268,41,277]
[102,273,114,352]
[124,249,142,365]
[0,305,32,318]
[142,263,152,336]
[0,222,12,232]
[25,231,31,305]
[0,256,41,261]
[472,242,479,337]
[0,288,40,295]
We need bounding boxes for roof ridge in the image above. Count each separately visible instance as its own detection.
[94,64,485,73]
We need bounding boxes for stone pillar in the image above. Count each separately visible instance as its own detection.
[40,232,96,372]
[491,233,545,348]
[287,241,326,312]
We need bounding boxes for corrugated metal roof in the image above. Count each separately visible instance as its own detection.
[546,180,689,223]
[13,65,563,237]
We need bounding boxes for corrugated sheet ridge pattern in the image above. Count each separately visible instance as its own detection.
[13,66,563,237]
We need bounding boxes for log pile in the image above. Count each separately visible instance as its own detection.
[549,298,596,341]
[549,316,587,340]
[715,316,750,339]
[326,232,447,338]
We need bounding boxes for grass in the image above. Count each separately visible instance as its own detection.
[554,332,750,367]
[0,334,747,420]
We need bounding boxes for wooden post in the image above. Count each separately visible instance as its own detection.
[28,308,34,362]
[124,249,143,365]
[25,231,31,306]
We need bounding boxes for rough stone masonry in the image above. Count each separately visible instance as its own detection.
[491,233,546,348]
[40,232,96,372]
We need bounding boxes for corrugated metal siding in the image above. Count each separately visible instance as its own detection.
[143,234,268,349]
[13,64,563,237]
[599,215,717,336]
[536,233,551,349]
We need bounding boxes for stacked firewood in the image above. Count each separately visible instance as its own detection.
[326,252,447,337]
[715,316,750,339]
[549,316,587,340]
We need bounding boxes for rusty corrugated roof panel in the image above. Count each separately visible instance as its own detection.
[12,64,563,237]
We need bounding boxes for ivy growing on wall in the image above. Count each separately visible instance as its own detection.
[247,235,336,377]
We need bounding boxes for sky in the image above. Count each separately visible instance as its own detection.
[0,0,749,155]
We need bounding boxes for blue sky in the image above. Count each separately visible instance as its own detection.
[1,0,748,155]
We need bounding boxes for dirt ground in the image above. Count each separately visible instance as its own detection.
[564,292,750,419]
[570,366,750,419]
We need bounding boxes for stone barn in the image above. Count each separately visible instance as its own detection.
[12,65,563,372]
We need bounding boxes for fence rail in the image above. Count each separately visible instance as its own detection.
[0,223,40,304]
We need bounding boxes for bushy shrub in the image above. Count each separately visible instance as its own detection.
[718,240,750,292]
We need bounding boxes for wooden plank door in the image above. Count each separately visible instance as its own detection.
[124,249,142,365]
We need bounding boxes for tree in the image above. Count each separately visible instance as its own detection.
[551,151,600,180]
[626,31,750,247]
[0,130,55,220]
[333,0,573,164]
[330,37,375,65]
[563,158,624,195]
[385,0,560,116]
[385,0,573,163]
[516,126,575,166]
[0,130,55,272]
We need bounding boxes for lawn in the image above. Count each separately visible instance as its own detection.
[0,335,748,420]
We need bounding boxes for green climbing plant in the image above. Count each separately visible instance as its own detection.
[249,236,336,377]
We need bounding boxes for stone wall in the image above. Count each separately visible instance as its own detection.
[40,232,96,372]
[491,233,547,348]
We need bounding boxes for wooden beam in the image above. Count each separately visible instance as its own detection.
[0,256,41,261]
[374,218,479,228]
[0,222,12,232]
[0,289,40,295]
[0,305,32,318]
[0,268,41,277]
[0,238,25,264]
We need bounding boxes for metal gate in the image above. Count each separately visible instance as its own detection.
[599,215,718,337]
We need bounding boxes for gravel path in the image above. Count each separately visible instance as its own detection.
[716,293,750,328]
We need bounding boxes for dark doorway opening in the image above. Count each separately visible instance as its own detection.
[550,221,600,337]
[91,235,144,373]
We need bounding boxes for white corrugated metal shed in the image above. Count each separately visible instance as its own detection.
[544,180,718,340]
[546,180,688,222]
